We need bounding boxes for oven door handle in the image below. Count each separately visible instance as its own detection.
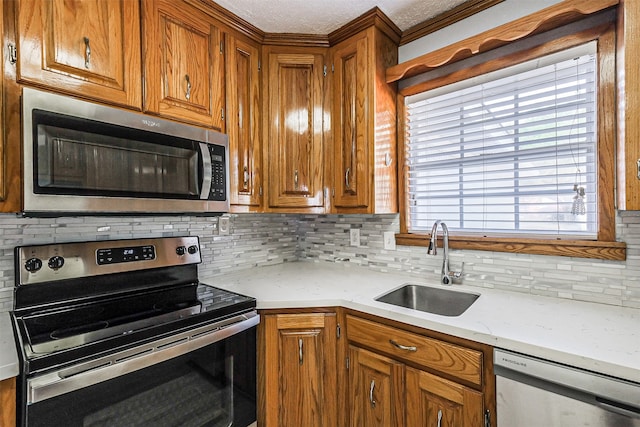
[27,311,260,404]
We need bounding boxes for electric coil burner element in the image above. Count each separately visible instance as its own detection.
[12,236,259,427]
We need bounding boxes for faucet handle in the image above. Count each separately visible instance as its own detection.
[449,262,465,281]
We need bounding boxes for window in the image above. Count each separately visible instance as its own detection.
[396,19,625,260]
[406,43,597,238]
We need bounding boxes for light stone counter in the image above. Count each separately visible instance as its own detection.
[202,261,640,384]
[0,312,19,381]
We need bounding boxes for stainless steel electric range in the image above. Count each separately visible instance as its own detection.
[11,236,259,427]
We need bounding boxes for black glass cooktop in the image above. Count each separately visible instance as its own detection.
[15,283,255,373]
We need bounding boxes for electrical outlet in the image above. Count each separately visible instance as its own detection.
[349,229,360,247]
[383,231,396,250]
[218,216,230,235]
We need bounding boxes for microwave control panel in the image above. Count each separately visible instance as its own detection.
[208,144,226,201]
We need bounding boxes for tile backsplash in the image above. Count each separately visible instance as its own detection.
[1,211,639,312]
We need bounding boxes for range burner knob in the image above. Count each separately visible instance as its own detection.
[25,257,43,273]
[48,256,65,270]
[187,245,199,255]
[176,246,186,256]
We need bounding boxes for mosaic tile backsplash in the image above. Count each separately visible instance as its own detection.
[1,211,639,311]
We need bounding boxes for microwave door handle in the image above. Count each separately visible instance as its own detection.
[199,143,213,200]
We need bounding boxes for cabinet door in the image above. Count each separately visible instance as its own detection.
[16,0,141,108]
[332,32,369,209]
[348,346,404,427]
[266,51,325,209]
[142,0,225,130]
[261,313,337,427]
[406,366,484,427]
[226,35,262,210]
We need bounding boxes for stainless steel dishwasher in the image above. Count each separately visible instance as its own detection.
[494,349,640,427]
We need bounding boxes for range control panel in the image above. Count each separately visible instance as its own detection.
[16,236,201,286]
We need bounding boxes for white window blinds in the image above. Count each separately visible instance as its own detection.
[405,42,598,238]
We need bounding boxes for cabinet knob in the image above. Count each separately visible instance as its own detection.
[83,37,91,68]
[298,338,303,365]
[185,74,192,100]
[243,166,249,189]
[369,379,376,408]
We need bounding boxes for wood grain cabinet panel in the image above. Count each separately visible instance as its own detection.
[260,312,338,427]
[0,377,16,427]
[264,48,325,211]
[348,345,404,427]
[142,0,225,130]
[16,0,141,109]
[345,314,492,427]
[406,366,484,427]
[226,34,262,210]
[330,26,398,213]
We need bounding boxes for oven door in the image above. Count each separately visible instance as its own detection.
[19,314,258,427]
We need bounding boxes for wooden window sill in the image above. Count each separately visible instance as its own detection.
[395,233,626,261]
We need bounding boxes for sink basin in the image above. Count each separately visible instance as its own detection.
[375,284,479,316]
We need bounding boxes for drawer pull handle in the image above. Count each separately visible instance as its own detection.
[437,409,443,427]
[389,339,417,352]
[298,338,303,365]
[369,379,376,408]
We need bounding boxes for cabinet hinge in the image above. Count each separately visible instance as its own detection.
[220,41,224,54]
[346,356,350,370]
[323,65,327,77]
[484,409,491,427]
[7,43,17,65]
[336,323,341,339]
[258,60,261,72]
[221,108,225,121]
[332,63,335,73]
[259,186,263,197]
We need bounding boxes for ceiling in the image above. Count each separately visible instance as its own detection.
[212,0,469,34]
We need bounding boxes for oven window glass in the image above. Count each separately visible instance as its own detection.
[32,110,203,199]
[23,328,256,427]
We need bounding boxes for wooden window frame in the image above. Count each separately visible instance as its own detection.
[395,16,626,261]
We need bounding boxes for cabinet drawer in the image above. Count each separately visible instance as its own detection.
[346,315,482,386]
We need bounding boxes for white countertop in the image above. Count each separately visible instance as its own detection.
[0,312,19,380]
[203,261,640,384]
[1,260,638,384]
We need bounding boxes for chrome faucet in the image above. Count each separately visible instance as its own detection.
[427,220,463,285]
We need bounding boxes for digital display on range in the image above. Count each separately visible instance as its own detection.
[97,245,155,265]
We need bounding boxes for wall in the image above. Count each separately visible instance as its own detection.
[399,0,563,62]
[0,214,298,312]
[1,210,638,313]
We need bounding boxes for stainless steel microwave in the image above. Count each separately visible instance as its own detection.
[22,88,229,216]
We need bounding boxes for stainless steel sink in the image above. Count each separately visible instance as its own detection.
[375,283,479,316]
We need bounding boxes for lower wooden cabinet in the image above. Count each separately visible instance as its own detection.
[0,376,16,427]
[259,310,495,427]
[346,314,494,427]
[405,366,484,427]
[259,311,338,427]
[349,345,404,427]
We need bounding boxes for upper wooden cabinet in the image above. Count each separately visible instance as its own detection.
[330,24,399,214]
[226,34,262,211]
[15,0,141,109]
[618,0,640,210]
[264,47,326,211]
[142,0,225,130]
